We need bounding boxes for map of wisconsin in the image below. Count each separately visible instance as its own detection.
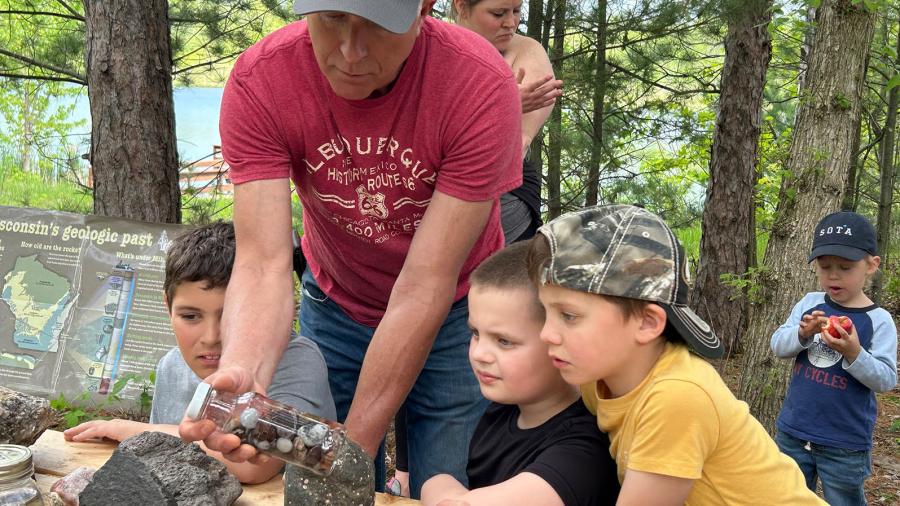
[2,255,72,353]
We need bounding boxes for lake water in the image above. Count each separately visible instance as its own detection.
[67,87,224,163]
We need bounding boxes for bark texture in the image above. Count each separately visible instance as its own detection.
[546,0,566,219]
[690,0,772,357]
[84,0,181,223]
[738,0,876,432]
[872,18,900,303]
[585,0,608,208]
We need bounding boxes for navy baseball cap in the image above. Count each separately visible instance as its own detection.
[808,211,878,262]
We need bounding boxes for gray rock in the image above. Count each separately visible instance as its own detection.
[79,431,242,506]
[79,451,171,506]
[0,386,58,446]
[284,437,374,506]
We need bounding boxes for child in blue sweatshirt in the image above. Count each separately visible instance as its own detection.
[771,211,897,505]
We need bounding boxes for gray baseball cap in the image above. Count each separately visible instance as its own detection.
[537,204,723,359]
[293,0,422,34]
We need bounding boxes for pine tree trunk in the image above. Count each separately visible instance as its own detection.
[690,0,772,357]
[738,0,876,433]
[84,0,181,223]
[547,0,566,219]
[842,110,864,211]
[872,17,900,303]
[586,0,607,208]
[526,0,545,202]
[526,0,542,36]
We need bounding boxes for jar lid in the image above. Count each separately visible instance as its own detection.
[185,381,212,420]
[0,444,33,482]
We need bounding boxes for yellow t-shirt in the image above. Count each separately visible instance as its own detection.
[582,343,824,505]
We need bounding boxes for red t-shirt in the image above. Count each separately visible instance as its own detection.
[221,17,522,326]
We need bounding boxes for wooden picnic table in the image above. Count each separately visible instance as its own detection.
[30,430,419,505]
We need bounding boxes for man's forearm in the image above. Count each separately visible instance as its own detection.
[220,265,295,389]
[343,281,456,455]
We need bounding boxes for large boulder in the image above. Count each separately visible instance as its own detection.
[284,437,374,506]
[79,431,242,506]
[0,386,58,446]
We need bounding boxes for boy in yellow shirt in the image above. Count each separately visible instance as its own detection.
[529,204,824,505]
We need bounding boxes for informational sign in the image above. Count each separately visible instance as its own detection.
[0,206,190,403]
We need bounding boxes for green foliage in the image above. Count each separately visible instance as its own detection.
[49,373,155,428]
[831,92,852,110]
[720,266,772,304]
[0,79,87,180]
[0,156,92,213]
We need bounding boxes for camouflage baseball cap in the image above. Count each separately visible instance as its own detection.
[537,204,723,359]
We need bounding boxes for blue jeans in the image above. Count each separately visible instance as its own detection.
[299,270,487,499]
[776,431,870,505]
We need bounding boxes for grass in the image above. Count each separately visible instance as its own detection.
[0,163,92,214]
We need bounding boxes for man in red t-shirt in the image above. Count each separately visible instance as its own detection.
[179,0,522,497]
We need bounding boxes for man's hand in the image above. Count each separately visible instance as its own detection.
[799,310,828,340]
[517,68,562,114]
[820,320,863,364]
[64,419,149,443]
[178,365,267,463]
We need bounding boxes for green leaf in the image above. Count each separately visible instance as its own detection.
[50,393,68,411]
[807,0,822,8]
[887,74,900,92]
[112,375,130,396]
[64,409,86,428]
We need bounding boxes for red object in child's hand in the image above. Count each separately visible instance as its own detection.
[824,315,853,339]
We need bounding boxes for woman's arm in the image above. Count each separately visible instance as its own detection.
[511,35,563,152]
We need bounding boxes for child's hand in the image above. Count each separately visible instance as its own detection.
[820,320,863,363]
[64,419,148,443]
[798,310,828,340]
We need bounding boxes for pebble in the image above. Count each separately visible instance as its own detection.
[276,437,294,453]
[299,423,328,447]
[255,440,270,451]
[240,408,259,429]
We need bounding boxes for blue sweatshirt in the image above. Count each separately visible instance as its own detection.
[771,292,897,450]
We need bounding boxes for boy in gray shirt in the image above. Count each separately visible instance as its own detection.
[65,222,335,484]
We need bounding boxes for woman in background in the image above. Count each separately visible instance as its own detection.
[454,0,562,244]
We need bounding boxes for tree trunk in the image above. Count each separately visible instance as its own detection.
[526,0,545,200]
[586,0,607,208]
[541,0,554,49]
[546,0,566,219]
[871,17,900,303]
[842,108,864,211]
[526,0,543,40]
[690,0,772,357]
[20,83,32,174]
[738,0,876,433]
[84,0,181,223]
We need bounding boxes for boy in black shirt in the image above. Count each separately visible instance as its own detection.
[421,242,619,506]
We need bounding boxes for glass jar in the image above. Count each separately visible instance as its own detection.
[186,383,346,475]
[0,445,44,505]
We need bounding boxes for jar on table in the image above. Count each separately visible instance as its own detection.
[0,444,44,505]
[186,383,346,476]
